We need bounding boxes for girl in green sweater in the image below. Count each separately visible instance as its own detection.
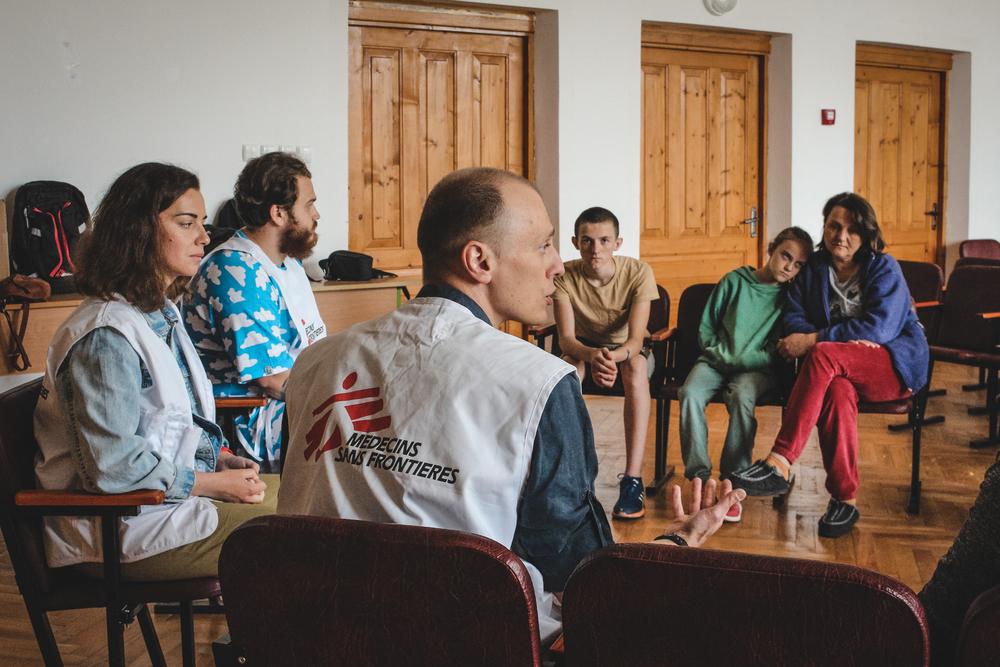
[679,227,813,520]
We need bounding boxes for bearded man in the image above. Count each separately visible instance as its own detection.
[185,152,325,469]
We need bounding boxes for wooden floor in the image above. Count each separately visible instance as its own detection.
[0,363,994,665]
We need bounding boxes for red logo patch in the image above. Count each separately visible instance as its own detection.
[303,371,392,461]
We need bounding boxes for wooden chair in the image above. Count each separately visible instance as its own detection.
[889,260,947,432]
[214,396,268,454]
[952,257,1000,394]
[956,584,1000,667]
[924,265,1000,448]
[562,543,929,667]
[898,259,946,340]
[959,239,1000,261]
[0,377,220,667]
[217,515,543,667]
[530,284,673,492]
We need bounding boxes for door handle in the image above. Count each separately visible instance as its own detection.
[924,203,939,230]
[740,206,758,238]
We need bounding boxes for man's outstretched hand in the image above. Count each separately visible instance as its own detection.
[658,477,746,548]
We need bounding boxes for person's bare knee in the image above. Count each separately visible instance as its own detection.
[621,355,649,394]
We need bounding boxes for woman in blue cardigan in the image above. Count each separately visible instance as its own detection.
[731,192,929,538]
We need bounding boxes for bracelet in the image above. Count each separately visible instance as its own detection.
[624,348,631,361]
[653,532,688,547]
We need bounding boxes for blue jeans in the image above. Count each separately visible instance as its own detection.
[678,360,774,480]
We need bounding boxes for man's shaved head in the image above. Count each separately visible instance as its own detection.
[417,167,537,282]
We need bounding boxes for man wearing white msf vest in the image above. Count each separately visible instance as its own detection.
[278,167,744,645]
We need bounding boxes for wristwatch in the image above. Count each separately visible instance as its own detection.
[653,532,688,547]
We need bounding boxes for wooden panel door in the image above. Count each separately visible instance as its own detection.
[640,47,763,307]
[855,64,945,264]
[349,25,527,270]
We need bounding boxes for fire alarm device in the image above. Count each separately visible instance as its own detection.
[821,109,836,125]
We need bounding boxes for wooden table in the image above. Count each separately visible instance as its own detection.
[0,279,408,376]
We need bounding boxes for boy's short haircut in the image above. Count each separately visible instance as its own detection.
[417,167,532,282]
[574,206,620,238]
[767,226,814,255]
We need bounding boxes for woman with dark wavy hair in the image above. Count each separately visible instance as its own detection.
[33,163,275,580]
[731,192,928,538]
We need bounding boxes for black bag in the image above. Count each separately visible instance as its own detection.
[10,181,90,294]
[320,250,397,281]
[215,197,245,230]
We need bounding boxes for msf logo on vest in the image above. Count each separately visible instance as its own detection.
[303,371,390,461]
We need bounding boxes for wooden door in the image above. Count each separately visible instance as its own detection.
[640,44,764,308]
[348,24,528,271]
[855,52,948,265]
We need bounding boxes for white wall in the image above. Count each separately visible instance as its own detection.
[3,0,999,270]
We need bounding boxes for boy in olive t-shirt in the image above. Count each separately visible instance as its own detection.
[552,207,659,520]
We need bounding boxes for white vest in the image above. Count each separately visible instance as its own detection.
[279,297,574,644]
[207,232,326,356]
[33,297,219,567]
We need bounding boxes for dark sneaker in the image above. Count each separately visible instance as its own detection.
[729,460,791,497]
[818,499,860,538]
[613,475,645,520]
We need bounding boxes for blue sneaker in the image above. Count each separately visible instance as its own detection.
[613,475,645,520]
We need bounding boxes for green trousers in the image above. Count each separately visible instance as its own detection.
[678,361,774,481]
[75,474,279,581]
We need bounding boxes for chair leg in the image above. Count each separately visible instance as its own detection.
[25,605,63,667]
[106,605,126,667]
[181,600,196,667]
[137,604,167,667]
[971,368,1000,449]
[890,360,945,432]
[907,389,928,515]
[963,366,988,392]
[645,397,675,495]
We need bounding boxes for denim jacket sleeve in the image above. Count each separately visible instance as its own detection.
[512,374,614,592]
[56,326,195,501]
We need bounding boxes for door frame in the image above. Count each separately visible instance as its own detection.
[641,23,771,268]
[856,43,952,267]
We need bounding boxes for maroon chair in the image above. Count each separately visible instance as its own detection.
[959,239,1000,261]
[926,265,1000,448]
[0,378,219,667]
[888,261,948,433]
[218,515,543,667]
[563,543,930,667]
[956,585,1000,667]
[898,259,945,336]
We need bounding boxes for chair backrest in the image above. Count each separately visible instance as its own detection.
[670,283,715,383]
[898,259,944,303]
[954,256,1000,270]
[956,584,1000,667]
[563,543,929,667]
[936,265,1000,351]
[220,515,543,667]
[0,378,56,594]
[899,260,945,339]
[960,239,1000,260]
[647,284,671,333]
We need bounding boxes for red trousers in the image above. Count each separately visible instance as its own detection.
[773,342,909,501]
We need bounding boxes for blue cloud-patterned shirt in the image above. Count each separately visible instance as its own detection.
[184,231,299,463]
